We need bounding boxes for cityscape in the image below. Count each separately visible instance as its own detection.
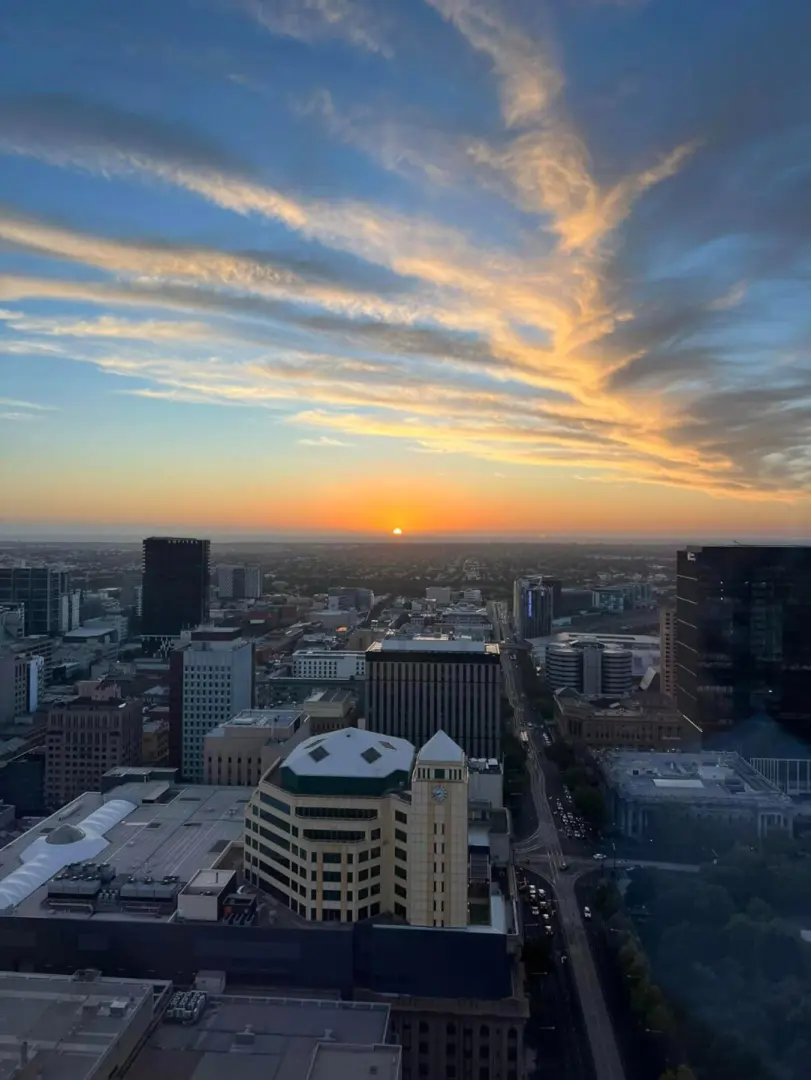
[0,537,809,1080]
[2,0,811,1079]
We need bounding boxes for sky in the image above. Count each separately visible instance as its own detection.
[1,0,810,540]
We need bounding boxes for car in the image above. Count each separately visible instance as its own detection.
[593,853,607,861]
[583,906,592,920]
[530,905,540,916]
[537,889,546,898]
[559,861,569,871]
[545,924,554,934]
[542,913,550,921]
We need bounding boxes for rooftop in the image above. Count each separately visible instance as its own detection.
[0,783,252,920]
[600,750,794,808]
[416,730,465,764]
[304,689,354,705]
[282,728,415,783]
[207,709,305,735]
[125,994,392,1080]
[0,971,167,1080]
[369,638,499,656]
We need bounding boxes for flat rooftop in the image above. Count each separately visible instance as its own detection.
[125,995,392,1080]
[601,750,794,808]
[208,709,305,734]
[369,638,499,656]
[0,971,166,1080]
[0,783,252,920]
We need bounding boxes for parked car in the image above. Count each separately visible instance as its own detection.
[583,906,592,920]
[593,853,606,860]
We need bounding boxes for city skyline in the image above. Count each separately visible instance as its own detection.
[2,0,810,539]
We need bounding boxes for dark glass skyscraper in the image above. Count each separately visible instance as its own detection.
[676,546,811,739]
[141,537,210,642]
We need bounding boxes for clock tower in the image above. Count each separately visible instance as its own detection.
[407,730,469,928]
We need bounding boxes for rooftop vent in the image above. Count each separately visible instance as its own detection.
[234,1025,255,1046]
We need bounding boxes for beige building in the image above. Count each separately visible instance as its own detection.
[44,696,142,808]
[407,731,469,929]
[659,603,676,698]
[303,687,356,734]
[205,708,309,786]
[245,726,513,935]
[554,687,696,751]
[142,717,170,764]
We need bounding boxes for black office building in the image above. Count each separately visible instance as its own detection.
[0,567,68,636]
[676,546,811,739]
[141,537,210,643]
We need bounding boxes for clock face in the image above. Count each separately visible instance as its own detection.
[431,785,448,803]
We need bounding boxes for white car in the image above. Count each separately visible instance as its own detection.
[583,907,592,920]
[592,853,606,860]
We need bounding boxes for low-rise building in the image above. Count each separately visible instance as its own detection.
[303,687,357,733]
[291,649,366,680]
[142,717,170,764]
[554,688,697,751]
[204,707,309,786]
[599,749,794,842]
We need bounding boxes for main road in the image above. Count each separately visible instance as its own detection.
[499,633,628,1080]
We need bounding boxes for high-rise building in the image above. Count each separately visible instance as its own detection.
[141,537,210,644]
[0,567,70,636]
[659,603,676,698]
[43,696,141,808]
[248,726,476,930]
[512,577,554,640]
[217,564,262,601]
[365,638,502,759]
[676,546,811,738]
[171,626,254,782]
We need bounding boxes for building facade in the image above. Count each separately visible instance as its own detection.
[659,603,676,699]
[176,627,254,782]
[141,536,210,644]
[553,688,695,751]
[512,577,553,640]
[676,546,811,738]
[0,567,70,636]
[291,650,366,680]
[204,708,308,786]
[43,697,142,808]
[545,640,634,698]
[217,564,262,601]
[365,639,502,760]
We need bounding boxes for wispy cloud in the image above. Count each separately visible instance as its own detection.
[0,396,58,411]
[236,0,391,56]
[297,435,353,446]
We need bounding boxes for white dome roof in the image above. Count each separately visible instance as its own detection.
[283,727,415,780]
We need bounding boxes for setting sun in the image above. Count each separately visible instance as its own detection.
[392,527,403,536]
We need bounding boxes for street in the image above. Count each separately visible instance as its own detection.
[497,610,628,1080]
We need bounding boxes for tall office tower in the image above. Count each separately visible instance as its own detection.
[171,627,254,782]
[43,696,141,808]
[0,567,70,636]
[217,564,262,601]
[408,731,469,929]
[676,546,811,738]
[365,638,502,758]
[141,537,210,644]
[659,603,676,699]
[512,577,554,640]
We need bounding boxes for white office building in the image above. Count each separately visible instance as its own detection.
[291,650,366,680]
[180,630,254,782]
[545,639,634,698]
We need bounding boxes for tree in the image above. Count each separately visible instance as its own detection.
[573,784,606,829]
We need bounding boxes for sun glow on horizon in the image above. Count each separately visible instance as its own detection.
[392,527,403,535]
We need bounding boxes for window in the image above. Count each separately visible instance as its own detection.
[359,850,369,863]
[394,902,407,918]
[370,847,381,859]
[395,865,407,880]
[358,905,369,919]
[259,808,290,833]
[358,868,369,881]
[371,828,381,840]
[323,852,341,863]
[394,883,407,898]
[395,828,408,843]
[370,864,381,877]
[395,846,407,861]
[395,810,407,824]
[358,887,369,900]
[323,871,341,882]
[419,1022,429,1034]
[434,768,445,780]
[370,902,380,915]
[323,890,341,901]
[419,1042,429,1054]
[371,883,380,895]
[296,806,377,819]
[303,829,365,843]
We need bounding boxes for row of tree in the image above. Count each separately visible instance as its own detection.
[594,839,811,1080]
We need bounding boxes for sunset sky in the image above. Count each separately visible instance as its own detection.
[1,0,810,539]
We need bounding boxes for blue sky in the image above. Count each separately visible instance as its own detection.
[1,0,810,537]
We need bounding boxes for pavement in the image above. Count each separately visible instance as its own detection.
[499,634,629,1080]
